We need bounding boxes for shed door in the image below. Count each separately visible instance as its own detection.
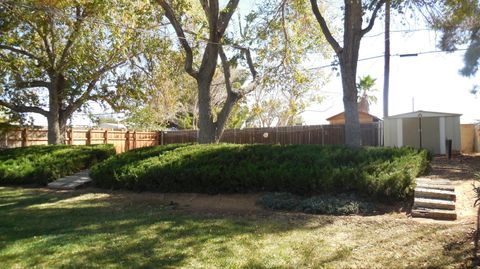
[402,118,420,149]
[421,117,440,154]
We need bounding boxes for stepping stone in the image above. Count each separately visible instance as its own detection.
[47,170,92,190]
[411,207,457,221]
[414,197,455,210]
[415,188,456,201]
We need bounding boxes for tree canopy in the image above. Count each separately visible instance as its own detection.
[0,0,167,143]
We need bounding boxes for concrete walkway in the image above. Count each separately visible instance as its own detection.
[47,170,92,190]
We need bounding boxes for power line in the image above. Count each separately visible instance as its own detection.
[305,49,469,71]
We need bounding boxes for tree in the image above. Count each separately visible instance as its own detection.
[309,0,385,146]
[155,0,258,143]
[155,0,329,143]
[422,0,480,87]
[0,0,164,144]
[357,75,378,113]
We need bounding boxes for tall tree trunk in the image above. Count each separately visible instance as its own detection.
[340,1,362,146]
[47,77,66,144]
[340,55,361,146]
[197,79,216,144]
[47,111,66,144]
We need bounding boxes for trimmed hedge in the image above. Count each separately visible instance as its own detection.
[0,144,116,185]
[91,144,429,202]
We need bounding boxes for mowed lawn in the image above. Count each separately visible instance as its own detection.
[0,187,475,269]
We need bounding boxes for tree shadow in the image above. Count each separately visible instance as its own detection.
[0,187,335,268]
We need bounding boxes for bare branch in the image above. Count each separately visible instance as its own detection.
[0,99,48,116]
[218,45,236,96]
[199,0,210,18]
[361,0,386,36]
[215,48,240,139]
[309,0,342,54]
[156,0,198,78]
[218,0,240,36]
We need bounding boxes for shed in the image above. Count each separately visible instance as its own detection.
[384,110,461,154]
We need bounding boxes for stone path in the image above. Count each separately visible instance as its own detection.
[47,170,92,190]
[411,177,457,221]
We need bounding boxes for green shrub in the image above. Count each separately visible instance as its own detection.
[90,144,429,202]
[259,192,376,215]
[0,144,115,185]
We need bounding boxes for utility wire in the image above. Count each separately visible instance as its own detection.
[305,49,469,71]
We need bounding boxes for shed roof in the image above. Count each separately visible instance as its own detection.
[326,111,381,121]
[386,110,462,119]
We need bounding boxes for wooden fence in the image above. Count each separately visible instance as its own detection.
[0,123,383,153]
[0,129,159,153]
[162,123,383,146]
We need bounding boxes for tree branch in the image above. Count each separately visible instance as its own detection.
[361,0,386,36]
[0,45,43,62]
[309,0,342,54]
[218,0,240,36]
[0,99,48,116]
[64,79,98,117]
[215,45,240,139]
[58,6,87,71]
[218,45,236,96]
[16,80,51,89]
[156,0,198,78]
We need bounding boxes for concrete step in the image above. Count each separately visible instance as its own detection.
[414,187,456,201]
[414,197,455,210]
[415,183,455,192]
[416,177,451,185]
[412,207,457,221]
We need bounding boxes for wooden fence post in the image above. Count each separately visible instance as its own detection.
[104,130,109,144]
[21,128,28,147]
[125,130,130,151]
[133,131,137,149]
[86,130,91,145]
[68,129,73,145]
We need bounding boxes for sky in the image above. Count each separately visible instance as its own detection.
[29,1,480,127]
[300,8,479,125]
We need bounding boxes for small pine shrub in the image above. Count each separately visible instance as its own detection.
[0,144,115,185]
[90,144,429,202]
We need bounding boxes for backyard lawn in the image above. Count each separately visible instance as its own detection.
[0,184,476,269]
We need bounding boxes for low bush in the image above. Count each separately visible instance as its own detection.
[258,192,376,215]
[90,144,429,202]
[0,144,115,185]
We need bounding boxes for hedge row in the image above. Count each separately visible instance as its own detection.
[0,144,116,185]
[90,144,429,202]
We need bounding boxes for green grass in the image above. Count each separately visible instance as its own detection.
[91,144,430,202]
[0,187,474,268]
[0,144,115,185]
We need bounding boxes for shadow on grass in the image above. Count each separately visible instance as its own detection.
[0,187,333,268]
